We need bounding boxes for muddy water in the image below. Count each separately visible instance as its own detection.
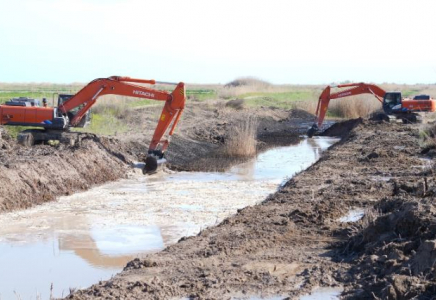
[0,137,338,299]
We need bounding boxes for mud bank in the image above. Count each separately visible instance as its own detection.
[0,105,306,213]
[0,132,130,212]
[66,120,436,300]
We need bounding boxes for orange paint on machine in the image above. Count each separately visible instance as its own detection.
[0,106,55,125]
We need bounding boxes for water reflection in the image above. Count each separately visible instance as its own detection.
[0,225,165,299]
[60,225,165,268]
[230,137,330,183]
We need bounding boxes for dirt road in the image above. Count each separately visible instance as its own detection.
[65,120,436,299]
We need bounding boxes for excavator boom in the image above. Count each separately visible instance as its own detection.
[58,76,185,155]
[0,76,186,174]
[313,83,386,129]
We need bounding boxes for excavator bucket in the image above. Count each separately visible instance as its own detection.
[142,155,166,174]
[307,125,317,138]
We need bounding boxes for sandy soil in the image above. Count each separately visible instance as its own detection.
[64,119,436,300]
[0,103,305,213]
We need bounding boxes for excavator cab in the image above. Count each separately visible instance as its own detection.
[58,94,91,128]
[382,92,402,114]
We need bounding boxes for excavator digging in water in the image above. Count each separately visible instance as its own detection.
[308,82,436,137]
[144,155,162,175]
[0,76,186,174]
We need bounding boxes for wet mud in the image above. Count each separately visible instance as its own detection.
[65,120,436,300]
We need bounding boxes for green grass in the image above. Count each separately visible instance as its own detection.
[0,92,52,104]
[402,89,421,98]
[186,89,217,101]
[239,90,315,109]
[2,81,436,138]
[0,90,78,105]
[3,125,38,138]
[75,113,128,136]
[126,99,157,107]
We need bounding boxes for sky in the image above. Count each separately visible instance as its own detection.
[0,0,435,84]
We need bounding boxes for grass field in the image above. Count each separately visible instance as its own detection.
[1,79,436,136]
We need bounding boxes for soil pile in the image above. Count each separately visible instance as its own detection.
[0,134,131,212]
[339,196,436,299]
[320,118,363,138]
[65,120,436,300]
[0,127,13,150]
[334,172,436,299]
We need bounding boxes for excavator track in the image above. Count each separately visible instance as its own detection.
[17,129,82,147]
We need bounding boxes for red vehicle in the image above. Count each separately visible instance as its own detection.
[308,82,436,137]
[0,76,186,173]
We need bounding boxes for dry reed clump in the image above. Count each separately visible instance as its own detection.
[419,122,436,150]
[225,99,245,110]
[328,95,381,119]
[224,77,271,88]
[91,95,129,118]
[292,96,381,119]
[293,100,318,115]
[219,77,272,99]
[223,114,258,158]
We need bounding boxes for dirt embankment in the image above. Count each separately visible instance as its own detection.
[0,131,131,212]
[65,120,436,300]
[0,104,305,213]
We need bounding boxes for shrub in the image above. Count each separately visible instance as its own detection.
[91,95,129,119]
[225,99,245,110]
[223,115,258,158]
[328,96,381,119]
[224,77,270,88]
[219,77,271,99]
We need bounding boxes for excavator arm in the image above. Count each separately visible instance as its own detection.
[308,83,386,137]
[59,76,186,173]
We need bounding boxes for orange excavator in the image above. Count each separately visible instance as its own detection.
[308,82,436,137]
[0,76,186,174]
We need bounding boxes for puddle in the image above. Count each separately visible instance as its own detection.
[0,137,338,299]
[419,157,433,169]
[231,296,285,300]
[338,208,365,223]
[228,286,342,300]
[299,286,343,300]
[370,175,392,182]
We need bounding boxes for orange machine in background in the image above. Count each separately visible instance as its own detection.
[308,82,436,137]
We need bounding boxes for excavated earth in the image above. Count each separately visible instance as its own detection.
[63,119,436,300]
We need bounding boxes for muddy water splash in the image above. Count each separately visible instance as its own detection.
[0,137,338,299]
